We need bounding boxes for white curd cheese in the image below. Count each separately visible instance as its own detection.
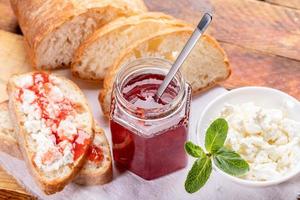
[220,102,300,181]
[57,117,77,140]
[15,75,33,88]
[48,85,64,102]
[16,73,87,173]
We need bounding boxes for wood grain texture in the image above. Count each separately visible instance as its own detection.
[0,167,35,199]
[145,0,211,24]
[210,0,300,62]
[220,42,300,99]
[263,0,300,10]
[0,190,34,200]
[209,0,300,99]
[0,0,19,33]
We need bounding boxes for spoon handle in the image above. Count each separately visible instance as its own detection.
[156,13,212,99]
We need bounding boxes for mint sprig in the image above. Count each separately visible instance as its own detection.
[184,118,249,193]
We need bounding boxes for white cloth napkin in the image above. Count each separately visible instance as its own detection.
[1,73,299,200]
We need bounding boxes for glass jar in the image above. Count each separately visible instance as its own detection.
[110,58,191,180]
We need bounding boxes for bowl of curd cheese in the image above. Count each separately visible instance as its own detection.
[197,86,300,187]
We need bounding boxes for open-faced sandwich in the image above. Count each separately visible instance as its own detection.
[6,72,111,194]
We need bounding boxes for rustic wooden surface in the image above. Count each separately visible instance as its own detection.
[0,167,34,199]
[0,0,300,199]
[264,0,300,9]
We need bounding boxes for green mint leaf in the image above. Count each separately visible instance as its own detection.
[205,118,228,153]
[213,147,249,176]
[185,155,212,193]
[185,141,205,158]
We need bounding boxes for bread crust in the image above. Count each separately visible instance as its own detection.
[99,28,231,117]
[71,12,189,81]
[7,72,94,194]
[10,0,147,69]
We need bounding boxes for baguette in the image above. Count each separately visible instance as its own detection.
[100,28,231,117]
[10,0,147,70]
[7,72,94,194]
[72,12,188,81]
[0,101,112,185]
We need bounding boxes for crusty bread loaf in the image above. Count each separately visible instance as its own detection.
[99,27,231,117]
[0,101,112,186]
[7,72,94,194]
[72,12,188,80]
[10,0,147,70]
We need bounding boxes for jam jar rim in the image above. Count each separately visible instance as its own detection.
[114,57,187,121]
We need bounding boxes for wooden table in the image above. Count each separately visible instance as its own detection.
[0,0,299,199]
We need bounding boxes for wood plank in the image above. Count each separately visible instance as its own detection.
[145,0,211,24]
[263,0,300,10]
[0,167,35,199]
[210,0,300,62]
[221,42,300,100]
[0,189,34,200]
[0,0,19,33]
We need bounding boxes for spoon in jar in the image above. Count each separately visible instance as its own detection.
[155,13,212,100]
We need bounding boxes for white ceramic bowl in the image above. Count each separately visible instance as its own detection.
[196,86,300,187]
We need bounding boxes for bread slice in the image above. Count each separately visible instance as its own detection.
[0,101,112,185]
[72,12,188,81]
[7,72,94,194]
[74,125,112,185]
[10,0,147,70]
[99,27,231,117]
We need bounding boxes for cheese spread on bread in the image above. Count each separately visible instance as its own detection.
[15,72,91,172]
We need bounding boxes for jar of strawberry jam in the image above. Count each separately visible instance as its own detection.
[110,58,191,180]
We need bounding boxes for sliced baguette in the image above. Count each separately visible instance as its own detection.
[10,0,147,70]
[0,101,112,185]
[100,28,231,117]
[7,72,94,194]
[72,12,188,80]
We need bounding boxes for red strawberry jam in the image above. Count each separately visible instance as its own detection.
[110,58,191,180]
[87,145,104,164]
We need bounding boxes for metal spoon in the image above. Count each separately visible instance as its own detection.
[155,13,212,100]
